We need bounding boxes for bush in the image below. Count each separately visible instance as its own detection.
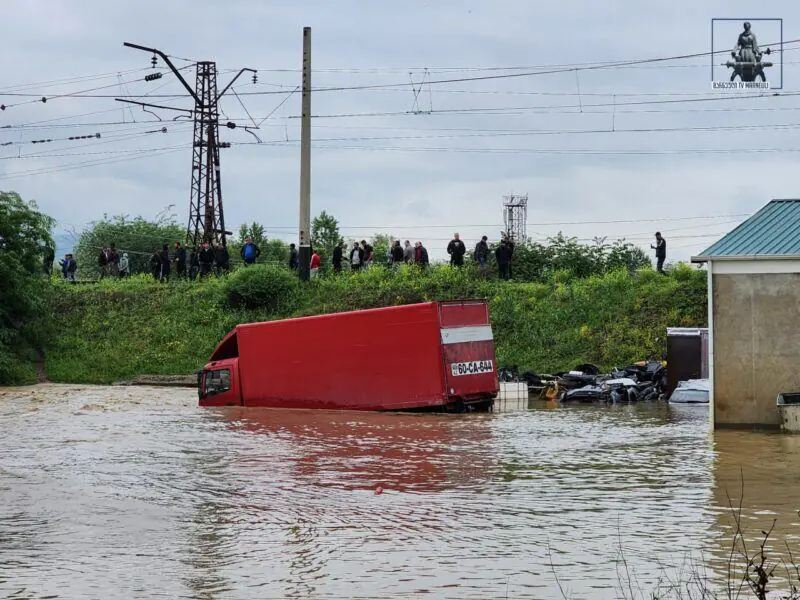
[223,264,299,311]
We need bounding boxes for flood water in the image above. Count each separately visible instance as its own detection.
[2,385,800,599]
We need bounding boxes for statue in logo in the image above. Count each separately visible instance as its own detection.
[725,21,772,82]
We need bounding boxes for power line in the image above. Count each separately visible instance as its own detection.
[243,47,800,74]
[3,39,797,103]
[0,146,185,180]
[229,37,800,94]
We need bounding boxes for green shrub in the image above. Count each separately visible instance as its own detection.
[223,264,299,311]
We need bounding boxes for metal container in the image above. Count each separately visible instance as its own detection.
[777,393,800,433]
[666,328,709,397]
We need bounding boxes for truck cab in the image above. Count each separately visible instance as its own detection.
[198,358,241,406]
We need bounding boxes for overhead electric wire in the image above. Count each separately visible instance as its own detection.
[0,67,149,94]
[3,37,797,103]
[0,146,185,180]
[224,121,800,144]
[245,47,800,74]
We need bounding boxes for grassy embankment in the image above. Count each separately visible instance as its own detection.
[43,263,707,384]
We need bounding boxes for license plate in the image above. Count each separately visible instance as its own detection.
[450,360,494,377]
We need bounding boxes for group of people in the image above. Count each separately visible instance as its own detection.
[148,237,262,281]
[447,232,516,279]
[299,233,516,280]
[97,244,130,279]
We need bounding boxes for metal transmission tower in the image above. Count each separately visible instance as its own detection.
[188,62,223,249]
[502,194,528,243]
[116,43,257,249]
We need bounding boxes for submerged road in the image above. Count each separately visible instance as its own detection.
[1,384,799,599]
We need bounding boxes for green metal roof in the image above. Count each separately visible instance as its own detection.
[695,199,800,260]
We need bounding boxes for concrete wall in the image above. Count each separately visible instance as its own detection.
[713,271,800,427]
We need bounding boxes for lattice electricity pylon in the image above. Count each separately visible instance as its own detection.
[117,43,257,251]
[502,194,528,243]
[187,61,225,249]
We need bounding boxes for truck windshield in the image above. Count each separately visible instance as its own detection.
[204,369,231,397]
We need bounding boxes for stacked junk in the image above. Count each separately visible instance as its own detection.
[497,327,709,405]
[499,361,666,404]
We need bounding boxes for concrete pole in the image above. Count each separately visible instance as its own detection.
[298,26,312,281]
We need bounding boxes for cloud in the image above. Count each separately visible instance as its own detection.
[0,0,798,265]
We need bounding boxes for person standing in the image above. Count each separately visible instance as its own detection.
[447,233,466,267]
[43,245,54,276]
[474,236,489,266]
[361,240,374,268]
[214,244,230,276]
[415,241,429,268]
[60,253,77,283]
[495,239,512,280]
[310,249,321,278]
[118,252,130,278]
[240,236,261,267]
[403,240,415,264]
[288,243,299,271]
[391,240,404,269]
[109,244,120,277]
[98,246,110,279]
[158,243,171,282]
[173,241,187,278]
[198,241,215,279]
[350,242,364,271]
[332,241,344,273]
[189,247,200,281]
[651,232,666,274]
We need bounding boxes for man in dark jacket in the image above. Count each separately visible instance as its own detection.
[241,236,261,266]
[98,246,111,279]
[495,239,513,280]
[447,233,466,267]
[158,243,171,282]
[350,242,364,270]
[198,241,215,279]
[288,243,299,270]
[43,245,55,276]
[474,236,489,266]
[332,241,344,273]
[390,240,404,269]
[415,241,429,268]
[173,241,187,278]
[361,240,374,268]
[651,232,666,274]
[214,244,230,275]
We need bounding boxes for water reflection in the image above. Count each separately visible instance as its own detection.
[706,430,800,592]
[3,385,800,599]
[218,408,498,494]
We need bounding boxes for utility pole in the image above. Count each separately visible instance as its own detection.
[116,43,256,249]
[298,27,312,281]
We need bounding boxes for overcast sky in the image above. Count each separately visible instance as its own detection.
[1,0,799,263]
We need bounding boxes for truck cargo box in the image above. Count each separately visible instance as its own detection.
[198,300,499,412]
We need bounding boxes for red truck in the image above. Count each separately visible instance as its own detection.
[198,300,499,412]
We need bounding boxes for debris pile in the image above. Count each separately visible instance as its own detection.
[498,361,667,404]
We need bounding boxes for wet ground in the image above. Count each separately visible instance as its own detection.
[1,384,799,599]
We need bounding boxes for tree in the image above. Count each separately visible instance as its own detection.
[311,210,341,270]
[0,191,55,383]
[74,213,184,278]
[369,233,393,266]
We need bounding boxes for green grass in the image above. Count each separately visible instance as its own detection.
[42,264,707,384]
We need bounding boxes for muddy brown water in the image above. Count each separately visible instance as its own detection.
[1,385,800,599]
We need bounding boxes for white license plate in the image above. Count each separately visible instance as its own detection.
[450,360,494,377]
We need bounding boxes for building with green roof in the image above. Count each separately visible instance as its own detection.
[693,199,800,428]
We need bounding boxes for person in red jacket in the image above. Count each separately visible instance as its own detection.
[310,249,321,278]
